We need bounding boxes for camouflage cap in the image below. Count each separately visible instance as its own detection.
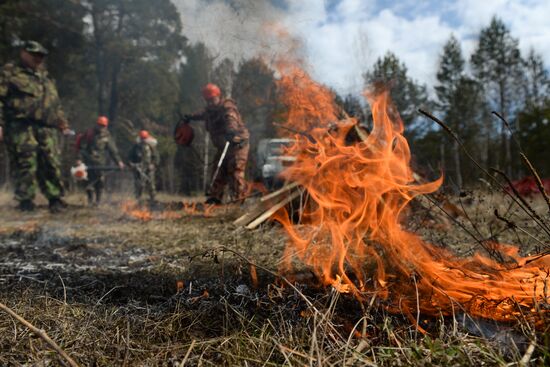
[23,40,49,55]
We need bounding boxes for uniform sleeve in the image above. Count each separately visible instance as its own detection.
[44,79,69,130]
[187,109,206,122]
[223,104,249,142]
[107,137,122,163]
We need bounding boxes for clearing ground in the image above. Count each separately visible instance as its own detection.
[0,190,548,366]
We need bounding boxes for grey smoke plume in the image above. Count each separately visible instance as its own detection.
[172,0,288,63]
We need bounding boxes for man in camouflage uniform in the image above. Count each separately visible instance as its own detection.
[77,115,124,205]
[0,41,71,212]
[128,130,160,205]
[182,83,249,204]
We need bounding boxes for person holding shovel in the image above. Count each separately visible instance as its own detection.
[179,83,249,204]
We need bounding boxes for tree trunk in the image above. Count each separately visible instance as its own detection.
[108,61,121,123]
[453,139,462,189]
[91,4,106,115]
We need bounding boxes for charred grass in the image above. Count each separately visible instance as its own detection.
[0,191,548,366]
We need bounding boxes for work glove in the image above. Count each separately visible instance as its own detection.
[224,131,238,144]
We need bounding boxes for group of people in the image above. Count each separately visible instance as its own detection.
[0,41,250,212]
[76,116,160,207]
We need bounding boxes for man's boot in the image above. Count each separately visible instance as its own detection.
[86,191,94,206]
[205,197,222,205]
[48,198,64,213]
[18,200,36,212]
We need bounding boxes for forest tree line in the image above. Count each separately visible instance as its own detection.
[1,1,549,194]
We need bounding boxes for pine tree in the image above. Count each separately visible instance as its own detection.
[471,16,524,177]
[363,52,432,150]
[523,49,549,110]
[435,35,466,188]
[232,58,277,179]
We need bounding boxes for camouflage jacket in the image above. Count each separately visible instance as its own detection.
[128,139,160,169]
[188,98,249,149]
[0,61,68,129]
[79,126,122,165]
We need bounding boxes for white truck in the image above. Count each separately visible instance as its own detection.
[256,138,296,189]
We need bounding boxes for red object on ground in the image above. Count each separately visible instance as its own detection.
[174,123,194,146]
[507,176,550,197]
[139,130,149,139]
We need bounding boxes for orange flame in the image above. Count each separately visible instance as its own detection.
[121,201,220,221]
[273,67,549,325]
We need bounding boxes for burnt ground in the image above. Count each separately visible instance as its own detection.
[0,190,548,366]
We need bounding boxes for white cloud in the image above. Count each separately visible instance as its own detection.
[171,0,550,96]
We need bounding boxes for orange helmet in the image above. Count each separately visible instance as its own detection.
[202,83,221,100]
[139,130,149,139]
[97,116,109,127]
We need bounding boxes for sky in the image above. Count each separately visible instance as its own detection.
[172,0,550,96]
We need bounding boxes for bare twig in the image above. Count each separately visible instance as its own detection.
[491,168,550,242]
[419,109,550,249]
[0,301,81,367]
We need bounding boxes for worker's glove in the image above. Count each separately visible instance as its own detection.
[182,114,192,124]
[225,132,239,144]
[148,164,155,171]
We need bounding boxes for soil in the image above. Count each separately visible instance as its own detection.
[0,191,548,366]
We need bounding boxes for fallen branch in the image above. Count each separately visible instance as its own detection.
[0,301,81,367]
[246,190,302,230]
[260,182,300,202]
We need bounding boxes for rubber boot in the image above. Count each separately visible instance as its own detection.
[18,200,36,212]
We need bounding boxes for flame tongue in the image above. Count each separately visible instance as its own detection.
[274,67,549,325]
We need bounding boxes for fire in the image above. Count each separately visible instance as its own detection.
[121,201,220,221]
[121,202,154,221]
[273,66,549,325]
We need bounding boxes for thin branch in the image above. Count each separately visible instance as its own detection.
[419,109,550,247]
[0,301,81,367]
[491,168,550,242]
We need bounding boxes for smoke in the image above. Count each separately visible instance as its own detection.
[172,0,374,95]
[172,0,289,63]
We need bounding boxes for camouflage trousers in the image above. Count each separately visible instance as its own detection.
[4,122,64,202]
[133,166,156,201]
[209,142,249,201]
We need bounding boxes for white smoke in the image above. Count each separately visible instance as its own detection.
[172,0,286,62]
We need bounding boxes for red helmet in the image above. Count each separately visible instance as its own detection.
[139,130,149,139]
[202,83,221,100]
[97,116,109,127]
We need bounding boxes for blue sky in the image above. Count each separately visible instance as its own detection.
[174,0,550,95]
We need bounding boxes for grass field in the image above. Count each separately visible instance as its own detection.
[0,189,548,366]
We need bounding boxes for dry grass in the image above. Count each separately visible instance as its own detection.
[0,190,548,366]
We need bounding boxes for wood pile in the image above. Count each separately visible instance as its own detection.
[234,123,460,229]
